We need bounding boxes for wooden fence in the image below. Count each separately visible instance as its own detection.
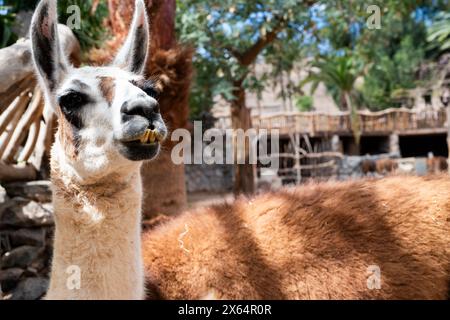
[0,25,80,182]
[250,108,447,135]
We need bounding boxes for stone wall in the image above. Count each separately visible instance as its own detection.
[337,156,367,179]
[0,182,53,300]
[184,154,401,193]
[185,163,233,193]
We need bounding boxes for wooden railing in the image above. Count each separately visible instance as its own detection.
[249,108,447,135]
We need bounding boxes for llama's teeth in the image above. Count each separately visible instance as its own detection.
[148,130,156,143]
[143,130,152,143]
[140,130,149,143]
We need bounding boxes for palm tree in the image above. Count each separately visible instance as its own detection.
[428,12,450,170]
[301,54,364,143]
[427,12,450,53]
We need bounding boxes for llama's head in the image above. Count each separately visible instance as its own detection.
[30,0,167,181]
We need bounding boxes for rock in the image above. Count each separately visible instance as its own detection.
[185,163,233,193]
[0,198,54,228]
[7,228,46,247]
[29,252,49,272]
[10,277,48,300]
[24,267,39,277]
[0,185,8,216]
[0,268,24,292]
[0,185,7,204]
[1,245,41,268]
[3,181,52,203]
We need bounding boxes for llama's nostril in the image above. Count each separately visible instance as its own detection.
[121,102,156,119]
[125,105,146,118]
[149,124,155,130]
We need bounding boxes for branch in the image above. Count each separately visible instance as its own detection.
[237,23,284,66]
[207,14,286,68]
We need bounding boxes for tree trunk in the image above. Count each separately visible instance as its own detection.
[140,0,192,217]
[230,82,255,195]
[447,103,450,173]
[345,92,361,145]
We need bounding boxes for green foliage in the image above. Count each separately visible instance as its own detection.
[357,9,428,110]
[301,54,363,110]
[57,0,109,51]
[0,0,108,51]
[301,53,364,141]
[0,6,17,48]
[428,12,450,53]
[295,95,313,112]
[5,0,39,11]
[176,0,312,120]
[178,0,450,119]
[362,35,425,110]
[311,0,447,111]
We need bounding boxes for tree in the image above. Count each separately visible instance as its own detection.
[427,12,450,53]
[307,0,448,110]
[427,10,450,167]
[92,0,192,217]
[0,0,108,51]
[301,54,364,142]
[177,0,314,194]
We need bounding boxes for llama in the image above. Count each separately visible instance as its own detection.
[31,0,165,299]
[31,0,449,300]
[143,175,450,299]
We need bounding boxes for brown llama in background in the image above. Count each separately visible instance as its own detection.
[375,158,398,175]
[143,175,450,299]
[427,156,448,174]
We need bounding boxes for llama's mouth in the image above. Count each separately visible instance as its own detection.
[118,140,161,161]
[135,129,165,144]
[121,129,164,145]
[117,128,164,161]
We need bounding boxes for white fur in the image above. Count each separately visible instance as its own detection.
[30,0,154,300]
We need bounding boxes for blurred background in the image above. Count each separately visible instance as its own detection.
[0,0,449,299]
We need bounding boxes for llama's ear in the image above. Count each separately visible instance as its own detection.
[112,0,149,75]
[30,0,68,93]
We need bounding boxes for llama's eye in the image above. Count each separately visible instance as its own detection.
[143,86,159,100]
[58,91,87,110]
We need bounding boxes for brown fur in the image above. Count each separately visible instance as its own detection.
[375,159,398,174]
[142,175,450,299]
[361,159,376,175]
[97,76,116,106]
[427,157,448,174]
[56,109,79,159]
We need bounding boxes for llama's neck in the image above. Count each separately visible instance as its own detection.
[46,154,144,300]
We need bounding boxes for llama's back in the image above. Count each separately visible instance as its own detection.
[142,175,450,299]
